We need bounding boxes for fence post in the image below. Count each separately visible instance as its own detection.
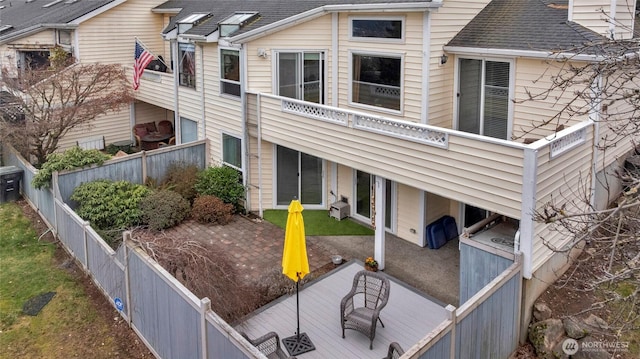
[445,304,456,359]
[82,221,90,271]
[141,152,147,183]
[200,298,211,359]
[123,231,132,326]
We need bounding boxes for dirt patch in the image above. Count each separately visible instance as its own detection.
[17,199,153,358]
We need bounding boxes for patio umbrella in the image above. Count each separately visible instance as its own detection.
[281,199,315,356]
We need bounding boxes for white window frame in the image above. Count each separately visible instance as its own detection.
[220,47,241,98]
[452,56,515,140]
[221,132,242,170]
[272,49,326,104]
[348,50,404,115]
[349,16,406,43]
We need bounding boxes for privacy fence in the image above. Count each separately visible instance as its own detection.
[3,143,522,359]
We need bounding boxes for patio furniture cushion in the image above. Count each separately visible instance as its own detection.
[340,270,390,349]
[239,331,296,359]
[158,120,174,135]
[132,124,148,147]
[426,215,457,249]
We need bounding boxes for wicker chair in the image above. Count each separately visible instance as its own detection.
[340,270,390,349]
[239,331,296,359]
[132,124,148,147]
[158,120,174,135]
[383,342,405,359]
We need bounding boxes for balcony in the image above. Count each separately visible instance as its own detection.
[246,93,595,219]
[129,66,175,110]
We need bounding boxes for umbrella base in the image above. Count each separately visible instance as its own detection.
[282,332,315,356]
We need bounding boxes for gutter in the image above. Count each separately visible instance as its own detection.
[0,24,77,45]
[443,46,605,62]
[229,2,442,44]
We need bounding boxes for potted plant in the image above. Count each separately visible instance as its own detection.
[364,256,378,272]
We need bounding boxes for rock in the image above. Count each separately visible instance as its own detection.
[583,314,608,330]
[563,317,588,339]
[529,318,565,358]
[113,150,128,158]
[573,336,612,359]
[533,302,553,322]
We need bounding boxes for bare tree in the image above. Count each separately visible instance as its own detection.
[0,48,133,166]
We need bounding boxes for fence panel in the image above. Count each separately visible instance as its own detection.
[206,314,255,359]
[418,331,451,359]
[459,242,514,303]
[128,249,202,359]
[455,268,521,359]
[144,142,208,182]
[85,227,126,316]
[54,200,87,266]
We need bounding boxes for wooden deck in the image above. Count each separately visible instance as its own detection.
[236,261,449,358]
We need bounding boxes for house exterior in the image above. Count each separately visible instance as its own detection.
[3,0,639,346]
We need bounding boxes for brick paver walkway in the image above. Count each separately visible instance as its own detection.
[167,215,332,281]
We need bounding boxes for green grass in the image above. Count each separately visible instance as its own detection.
[263,209,374,236]
[0,202,117,358]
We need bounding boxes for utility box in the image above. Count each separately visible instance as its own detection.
[330,201,350,220]
[0,166,23,203]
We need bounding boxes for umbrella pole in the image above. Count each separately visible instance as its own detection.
[296,275,300,339]
[282,272,315,356]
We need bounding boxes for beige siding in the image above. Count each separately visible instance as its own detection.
[134,102,173,125]
[77,0,166,64]
[0,30,57,72]
[246,15,333,95]
[136,69,175,110]
[428,0,492,128]
[396,184,421,245]
[595,97,639,172]
[57,108,131,151]
[513,58,590,141]
[571,1,611,37]
[252,94,525,218]
[532,126,595,272]
[426,192,453,225]
[614,0,635,39]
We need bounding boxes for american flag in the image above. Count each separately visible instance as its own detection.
[133,39,154,90]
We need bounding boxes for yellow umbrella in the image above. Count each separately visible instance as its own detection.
[281,199,315,356]
[282,199,309,282]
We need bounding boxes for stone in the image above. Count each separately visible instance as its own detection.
[583,314,608,330]
[529,318,565,358]
[113,150,128,158]
[533,302,553,322]
[563,317,588,339]
[573,336,612,359]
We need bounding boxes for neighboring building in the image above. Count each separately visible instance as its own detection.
[3,0,639,347]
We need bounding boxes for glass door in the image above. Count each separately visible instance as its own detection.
[355,170,394,230]
[277,51,324,104]
[276,146,323,206]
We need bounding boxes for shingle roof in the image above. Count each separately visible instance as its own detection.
[0,0,116,44]
[446,0,606,53]
[154,0,435,38]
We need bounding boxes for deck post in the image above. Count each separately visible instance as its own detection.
[374,175,386,270]
[446,304,456,358]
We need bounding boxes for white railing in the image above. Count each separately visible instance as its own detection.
[282,99,349,125]
[549,126,587,159]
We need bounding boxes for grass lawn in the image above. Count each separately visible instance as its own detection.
[0,202,133,358]
[263,209,374,236]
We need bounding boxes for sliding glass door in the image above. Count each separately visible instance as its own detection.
[276,51,324,104]
[354,170,394,230]
[276,146,323,206]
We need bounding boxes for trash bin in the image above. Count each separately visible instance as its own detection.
[0,166,23,203]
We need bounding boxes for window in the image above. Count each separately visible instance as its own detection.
[222,134,242,169]
[276,51,324,103]
[457,58,510,139]
[219,12,259,37]
[220,49,240,96]
[58,30,72,46]
[351,18,403,40]
[179,43,196,88]
[180,117,198,143]
[351,53,401,111]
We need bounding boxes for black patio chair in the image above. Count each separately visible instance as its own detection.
[340,269,390,349]
[239,331,297,359]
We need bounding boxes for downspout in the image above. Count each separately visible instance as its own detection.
[589,73,603,208]
[240,44,250,212]
[331,13,338,106]
[172,40,180,143]
[520,147,538,280]
[199,43,205,140]
[421,10,431,124]
[257,93,263,217]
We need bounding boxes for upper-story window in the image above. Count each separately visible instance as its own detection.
[351,53,402,112]
[220,49,240,97]
[350,17,404,42]
[276,51,324,104]
[179,43,196,88]
[57,30,72,46]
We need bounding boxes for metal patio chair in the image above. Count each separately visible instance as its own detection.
[340,269,390,349]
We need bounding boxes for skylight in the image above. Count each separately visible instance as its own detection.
[177,12,212,34]
[219,12,259,37]
[42,0,63,7]
[0,25,12,33]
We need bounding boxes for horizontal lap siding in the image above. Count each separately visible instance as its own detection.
[246,15,333,95]
[571,2,611,37]
[596,98,638,172]
[257,96,524,218]
[57,108,131,152]
[397,184,422,244]
[428,1,492,128]
[77,0,166,64]
[202,44,243,164]
[513,58,589,140]
[532,127,595,272]
[134,102,172,124]
[614,1,635,39]
[137,71,175,110]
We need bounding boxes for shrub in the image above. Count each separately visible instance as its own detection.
[32,146,110,189]
[191,195,234,225]
[194,166,245,211]
[140,190,191,231]
[70,180,150,232]
[161,162,200,202]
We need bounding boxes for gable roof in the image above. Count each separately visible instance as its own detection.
[155,0,439,42]
[445,0,606,55]
[0,0,118,44]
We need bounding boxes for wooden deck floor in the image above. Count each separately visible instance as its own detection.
[236,261,449,358]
